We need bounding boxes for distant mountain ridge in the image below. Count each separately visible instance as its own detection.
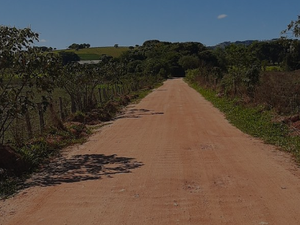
[211,40,257,49]
[210,39,284,49]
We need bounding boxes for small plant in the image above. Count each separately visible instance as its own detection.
[19,139,53,170]
[0,175,18,198]
[70,111,86,123]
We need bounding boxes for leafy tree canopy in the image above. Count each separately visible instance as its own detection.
[68,43,90,50]
[0,26,61,143]
[282,15,300,38]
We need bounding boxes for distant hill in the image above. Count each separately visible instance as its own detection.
[56,46,130,60]
[210,40,257,49]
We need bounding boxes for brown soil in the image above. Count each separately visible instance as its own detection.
[1,78,300,225]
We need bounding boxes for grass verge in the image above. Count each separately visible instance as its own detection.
[186,80,300,163]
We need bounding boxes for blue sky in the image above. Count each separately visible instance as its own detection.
[0,0,299,49]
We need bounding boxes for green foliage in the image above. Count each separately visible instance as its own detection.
[249,40,285,66]
[34,46,53,52]
[78,54,100,60]
[0,26,61,143]
[283,40,300,70]
[0,176,18,198]
[185,69,200,82]
[58,63,104,112]
[198,50,219,67]
[134,40,208,78]
[59,51,80,65]
[68,43,90,50]
[214,44,261,96]
[249,39,300,71]
[187,80,300,162]
[17,122,89,170]
[282,15,300,38]
[71,111,86,123]
[19,138,54,169]
[178,55,200,70]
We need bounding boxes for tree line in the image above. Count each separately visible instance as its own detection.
[185,15,300,115]
[68,43,91,50]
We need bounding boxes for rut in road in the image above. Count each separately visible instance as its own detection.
[1,78,300,225]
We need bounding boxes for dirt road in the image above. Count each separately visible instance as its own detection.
[1,78,300,225]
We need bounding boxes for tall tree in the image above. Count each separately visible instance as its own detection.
[0,26,61,143]
[59,51,80,65]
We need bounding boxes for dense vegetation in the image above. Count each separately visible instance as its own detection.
[68,43,91,50]
[185,34,300,113]
[185,15,300,163]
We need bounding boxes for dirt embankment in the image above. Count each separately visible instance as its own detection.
[1,78,300,225]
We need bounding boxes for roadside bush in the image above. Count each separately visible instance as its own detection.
[255,71,300,114]
[185,69,200,82]
[19,139,54,170]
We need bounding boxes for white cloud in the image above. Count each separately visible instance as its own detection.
[40,39,47,43]
[217,14,228,19]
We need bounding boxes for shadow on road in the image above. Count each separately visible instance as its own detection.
[116,108,164,120]
[24,154,143,188]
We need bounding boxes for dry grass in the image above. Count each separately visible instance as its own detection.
[254,70,300,115]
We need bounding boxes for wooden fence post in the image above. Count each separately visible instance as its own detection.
[59,97,65,121]
[37,103,45,134]
[49,101,65,130]
[71,96,76,113]
[105,87,108,101]
[25,111,33,139]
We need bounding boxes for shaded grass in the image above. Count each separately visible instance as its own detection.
[78,54,101,60]
[186,79,300,162]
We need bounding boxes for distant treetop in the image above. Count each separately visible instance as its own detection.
[68,43,91,50]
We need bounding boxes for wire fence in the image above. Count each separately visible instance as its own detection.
[5,81,145,144]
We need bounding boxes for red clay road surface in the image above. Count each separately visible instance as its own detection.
[1,78,300,225]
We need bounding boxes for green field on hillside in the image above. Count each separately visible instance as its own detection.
[62,47,129,60]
